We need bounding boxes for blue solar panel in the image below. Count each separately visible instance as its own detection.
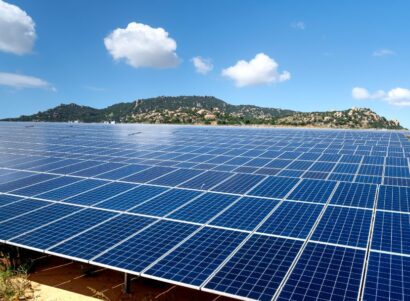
[0,173,57,193]
[210,197,278,231]
[385,166,410,178]
[149,168,204,186]
[145,227,247,286]
[372,211,410,255]
[9,176,81,197]
[71,162,125,177]
[330,182,377,208]
[258,201,323,238]
[0,204,81,241]
[10,209,115,250]
[248,176,299,199]
[49,214,155,260]
[129,188,202,216]
[211,173,265,194]
[36,179,107,201]
[62,182,135,206]
[96,164,150,180]
[0,199,50,222]
[178,171,233,190]
[204,235,303,300]
[363,252,410,301]
[334,163,360,174]
[168,193,238,223]
[277,243,365,301]
[94,185,167,211]
[377,185,410,212]
[121,166,176,183]
[312,206,372,247]
[0,194,23,206]
[359,164,384,176]
[287,179,337,203]
[92,220,199,272]
[49,160,103,175]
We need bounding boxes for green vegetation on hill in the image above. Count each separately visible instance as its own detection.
[1,96,404,129]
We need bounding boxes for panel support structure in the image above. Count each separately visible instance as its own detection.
[124,273,131,294]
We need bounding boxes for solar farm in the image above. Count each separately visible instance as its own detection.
[0,122,409,301]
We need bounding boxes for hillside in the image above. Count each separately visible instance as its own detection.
[1,96,404,129]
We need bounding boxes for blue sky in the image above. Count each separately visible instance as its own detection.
[1,0,410,127]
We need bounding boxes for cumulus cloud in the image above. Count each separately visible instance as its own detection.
[386,88,410,106]
[0,72,55,90]
[104,22,179,68]
[372,48,396,57]
[191,56,213,74]
[291,21,305,30]
[352,86,410,106]
[0,0,36,55]
[352,87,385,100]
[221,53,290,87]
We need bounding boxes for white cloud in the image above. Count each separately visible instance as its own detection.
[104,22,179,68]
[372,48,396,57]
[291,21,305,30]
[386,88,410,106]
[0,0,35,55]
[352,87,385,100]
[191,56,213,74]
[0,72,55,90]
[352,86,410,106]
[221,53,290,87]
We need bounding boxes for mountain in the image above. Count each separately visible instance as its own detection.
[1,96,404,129]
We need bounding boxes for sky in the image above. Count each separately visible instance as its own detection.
[1,0,410,127]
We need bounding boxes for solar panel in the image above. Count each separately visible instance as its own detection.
[49,214,155,260]
[372,211,410,254]
[210,197,279,231]
[258,201,324,238]
[204,235,303,300]
[144,227,247,286]
[91,220,199,272]
[363,252,410,301]
[168,193,238,223]
[277,243,365,301]
[287,179,337,203]
[377,185,410,212]
[330,182,377,208]
[248,176,299,199]
[9,209,115,250]
[0,123,409,300]
[311,206,372,248]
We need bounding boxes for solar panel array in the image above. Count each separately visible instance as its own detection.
[0,122,409,301]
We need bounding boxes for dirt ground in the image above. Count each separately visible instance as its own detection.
[26,254,233,301]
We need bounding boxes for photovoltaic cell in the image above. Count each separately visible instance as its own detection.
[377,185,410,212]
[168,193,238,223]
[0,199,50,222]
[92,220,199,272]
[121,166,176,183]
[94,185,167,211]
[372,211,410,255]
[363,252,410,301]
[49,214,155,260]
[0,204,81,241]
[145,227,247,286]
[178,171,233,190]
[10,176,81,197]
[205,235,303,300]
[36,179,107,201]
[210,197,279,231]
[149,168,204,186]
[10,209,115,250]
[248,176,299,199]
[129,188,202,217]
[211,173,265,194]
[312,206,372,248]
[258,201,323,238]
[287,179,337,203]
[277,243,365,301]
[62,182,136,206]
[330,182,377,208]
